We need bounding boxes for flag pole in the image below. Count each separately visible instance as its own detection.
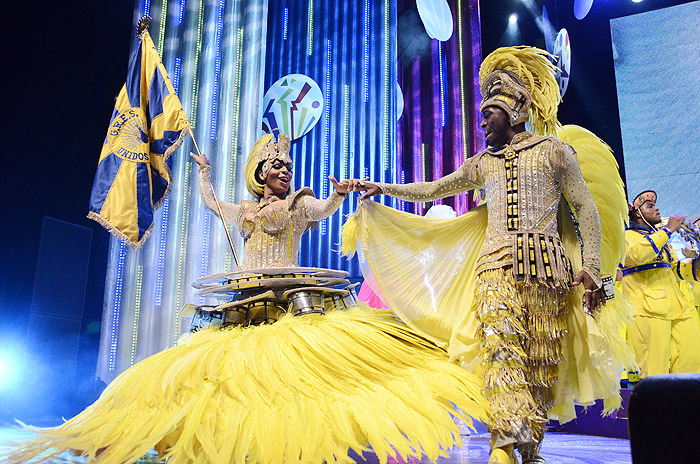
[188,127,240,268]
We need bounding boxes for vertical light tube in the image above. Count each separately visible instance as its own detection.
[97,0,270,382]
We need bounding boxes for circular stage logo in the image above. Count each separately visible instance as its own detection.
[262,74,323,140]
[108,107,150,163]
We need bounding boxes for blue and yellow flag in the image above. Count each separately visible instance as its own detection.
[88,30,190,249]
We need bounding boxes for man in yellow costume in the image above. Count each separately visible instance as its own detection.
[620,190,700,377]
[348,47,631,464]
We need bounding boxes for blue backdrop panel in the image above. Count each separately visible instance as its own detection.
[396,0,482,216]
[264,0,398,276]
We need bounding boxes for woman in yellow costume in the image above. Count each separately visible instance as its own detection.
[345,47,633,464]
[7,132,489,464]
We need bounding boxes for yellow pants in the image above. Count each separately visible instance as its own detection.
[630,315,700,376]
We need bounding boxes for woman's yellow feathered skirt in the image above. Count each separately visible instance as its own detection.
[8,307,488,464]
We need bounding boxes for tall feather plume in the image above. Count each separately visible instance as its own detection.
[480,46,561,136]
[556,124,628,275]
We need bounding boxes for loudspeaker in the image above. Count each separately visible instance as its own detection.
[628,374,700,463]
[30,217,92,320]
[24,216,92,418]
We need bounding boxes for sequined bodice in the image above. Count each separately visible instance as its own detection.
[198,165,345,270]
[479,137,562,257]
[237,198,305,268]
[239,201,289,237]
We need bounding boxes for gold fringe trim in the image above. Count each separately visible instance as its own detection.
[87,210,153,250]
[474,268,567,440]
[485,390,545,437]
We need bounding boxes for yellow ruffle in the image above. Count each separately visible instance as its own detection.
[341,200,488,346]
[8,307,488,464]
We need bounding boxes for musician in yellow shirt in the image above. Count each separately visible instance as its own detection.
[619,190,700,376]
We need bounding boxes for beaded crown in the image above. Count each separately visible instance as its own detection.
[479,70,532,127]
[244,133,293,198]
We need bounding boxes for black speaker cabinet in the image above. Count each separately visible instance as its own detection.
[628,374,700,463]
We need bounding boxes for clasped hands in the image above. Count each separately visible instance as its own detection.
[340,178,381,200]
[329,177,381,198]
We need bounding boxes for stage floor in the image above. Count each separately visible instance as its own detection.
[0,426,631,463]
[425,433,631,464]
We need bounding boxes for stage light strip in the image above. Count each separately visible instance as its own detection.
[175,160,193,339]
[400,170,406,211]
[210,0,226,140]
[201,214,211,285]
[176,0,204,341]
[283,8,288,40]
[158,0,168,52]
[363,0,369,102]
[130,265,143,366]
[421,142,427,214]
[322,39,332,235]
[190,0,205,126]
[383,0,389,174]
[226,26,244,270]
[155,197,169,306]
[457,0,468,162]
[173,57,182,93]
[151,0,170,314]
[179,0,186,25]
[145,0,151,16]
[307,0,314,56]
[229,27,244,203]
[439,41,446,128]
[109,242,126,371]
[229,27,244,205]
[343,85,349,180]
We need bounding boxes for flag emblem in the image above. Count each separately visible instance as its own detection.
[109,108,151,163]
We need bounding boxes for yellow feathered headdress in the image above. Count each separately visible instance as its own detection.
[243,133,293,198]
[479,46,561,136]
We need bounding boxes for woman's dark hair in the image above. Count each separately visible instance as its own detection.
[255,161,267,184]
